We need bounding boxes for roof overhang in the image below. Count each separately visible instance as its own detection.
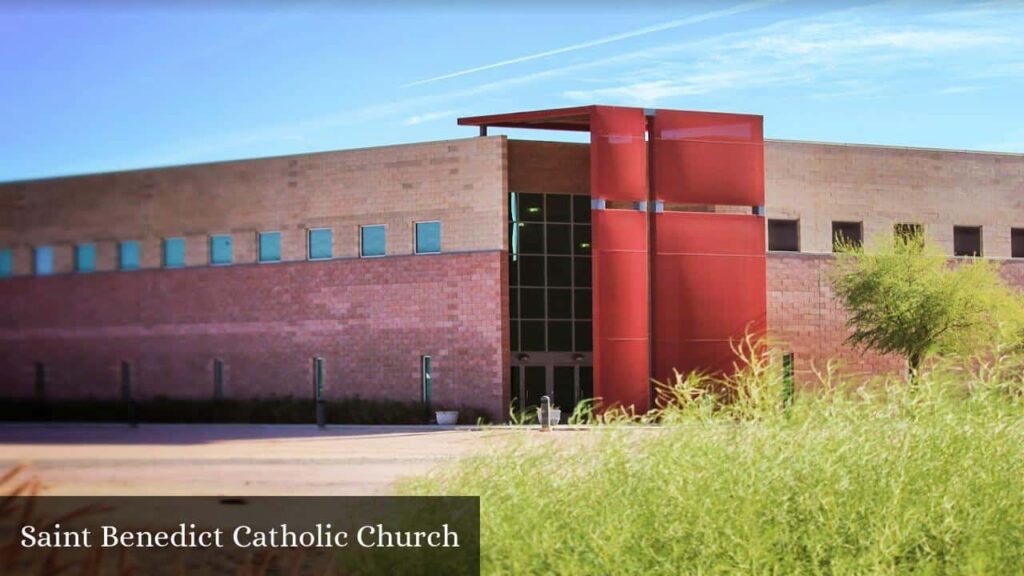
[457,106,599,132]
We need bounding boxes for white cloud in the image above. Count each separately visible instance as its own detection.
[554,2,1022,106]
[401,0,785,87]
[403,110,457,126]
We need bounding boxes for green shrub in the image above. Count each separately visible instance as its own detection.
[0,396,490,425]
[402,352,1024,574]
[832,230,1024,374]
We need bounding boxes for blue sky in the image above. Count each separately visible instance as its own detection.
[1,1,1022,182]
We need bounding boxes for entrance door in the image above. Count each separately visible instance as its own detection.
[510,361,594,423]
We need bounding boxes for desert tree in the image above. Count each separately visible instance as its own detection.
[831,230,1024,377]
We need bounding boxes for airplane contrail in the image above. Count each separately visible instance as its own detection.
[401,0,785,88]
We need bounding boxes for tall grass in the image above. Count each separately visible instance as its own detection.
[401,346,1024,575]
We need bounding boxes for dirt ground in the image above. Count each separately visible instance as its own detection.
[0,423,524,496]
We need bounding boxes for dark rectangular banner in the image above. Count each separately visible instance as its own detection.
[0,496,479,575]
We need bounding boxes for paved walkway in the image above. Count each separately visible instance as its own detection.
[0,423,519,495]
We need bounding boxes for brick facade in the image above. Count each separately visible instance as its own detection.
[767,253,1024,384]
[2,132,1022,414]
[0,252,508,418]
[0,137,510,419]
[766,140,1024,257]
[0,137,508,273]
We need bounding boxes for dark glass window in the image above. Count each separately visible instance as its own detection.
[894,223,923,242]
[518,223,544,254]
[553,366,576,415]
[574,225,592,254]
[954,226,982,257]
[579,366,594,400]
[520,288,545,319]
[575,322,593,352]
[508,255,518,286]
[510,366,521,407]
[831,221,862,251]
[546,224,572,255]
[546,194,571,222]
[547,257,572,287]
[508,193,597,354]
[548,321,573,351]
[1013,229,1024,258]
[510,320,520,352]
[548,289,572,319]
[573,195,592,224]
[520,255,545,286]
[574,258,591,287]
[524,366,546,406]
[519,193,544,222]
[768,220,799,252]
[574,289,592,319]
[521,321,545,352]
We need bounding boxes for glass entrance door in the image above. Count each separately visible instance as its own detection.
[510,362,593,423]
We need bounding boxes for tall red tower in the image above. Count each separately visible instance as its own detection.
[460,106,766,412]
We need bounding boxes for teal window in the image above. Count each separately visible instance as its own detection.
[415,221,441,254]
[119,241,140,270]
[421,355,432,407]
[163,238,185,268]
[360,225,386,257]
[75,244,96,273]
[210,235,233,265]
[0,249,12,278]
[308,228,333,260]
[259,231,281,263]
[34,246,54,275]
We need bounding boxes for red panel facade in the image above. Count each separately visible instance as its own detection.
[592,209,649,412]
[652,212,767,384]
[590,106,648,202]
[651,110,764,206]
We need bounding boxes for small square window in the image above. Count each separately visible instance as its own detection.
[953,226,982,257]
[119,241,140,270]
[76,244,96,273]
[0,249,12,278]
[308,228,333,260]
[258,232,281,263]
[163,238,185,268]
[1013,229,1024,258]
[360,225,386,258]
[894,223,923,242]
[768,219,799,252]
[210,235,233,265]
[831,221,863,251]
[34,246,54,275]
[415,221,441,254]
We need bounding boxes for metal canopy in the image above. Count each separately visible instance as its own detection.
[457,106,596,132]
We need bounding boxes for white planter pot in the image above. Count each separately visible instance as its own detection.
[435,410,459,425]
[536,408,561,426]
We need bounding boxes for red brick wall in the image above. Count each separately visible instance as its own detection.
[0,252,509,420]
[768,253,1024,384]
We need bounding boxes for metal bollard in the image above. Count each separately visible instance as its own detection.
[540,395,551,432]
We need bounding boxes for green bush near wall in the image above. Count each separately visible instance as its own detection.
[0,396,490,425]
